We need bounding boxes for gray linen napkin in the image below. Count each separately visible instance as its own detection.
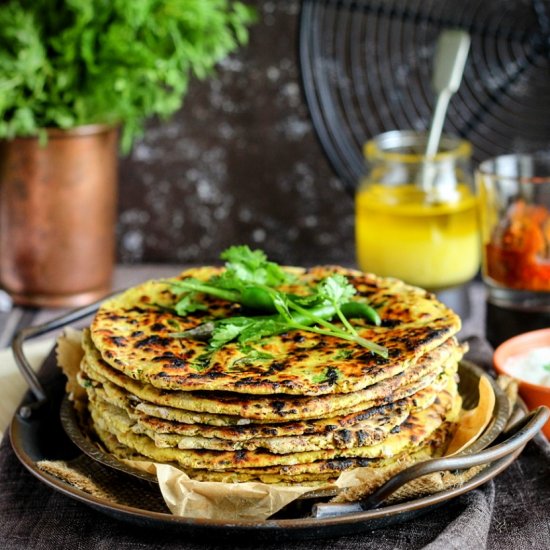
[1,338,549,549]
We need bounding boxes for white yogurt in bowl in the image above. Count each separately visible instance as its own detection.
[503,347,550,387]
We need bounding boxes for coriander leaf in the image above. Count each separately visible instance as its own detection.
[210,324,247,350]
[237,318,289,343]
[221,245,291,287]
[286,292,322,308]
[209,271,247,292]
[317,274,357,306]
[174,304,388,357]
[209,318,254,349]
[543,363,550,372]
[174,294,208,316]
[314,274,361,338]
[168,246,388,358]
[220,244,267,267]
[271,291,292,320]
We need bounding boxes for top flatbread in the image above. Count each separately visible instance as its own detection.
[90,266,461,396]
[82,328,461,420]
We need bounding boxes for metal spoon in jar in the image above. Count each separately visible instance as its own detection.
[422,29,471,201]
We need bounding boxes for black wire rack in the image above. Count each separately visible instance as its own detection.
[299,0,550,194]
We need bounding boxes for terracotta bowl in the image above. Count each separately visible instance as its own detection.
[494,328,550,439]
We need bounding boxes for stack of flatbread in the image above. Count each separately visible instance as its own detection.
[76,266,464,486]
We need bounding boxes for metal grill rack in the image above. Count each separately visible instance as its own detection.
[299,0,550,193]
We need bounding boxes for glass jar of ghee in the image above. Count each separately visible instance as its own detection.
[355,130,479,290]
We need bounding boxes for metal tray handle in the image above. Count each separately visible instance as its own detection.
[12,298,110,416]
[313,406,550,519]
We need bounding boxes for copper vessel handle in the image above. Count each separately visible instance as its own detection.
[12,294,117,417]
[312,406,550,519]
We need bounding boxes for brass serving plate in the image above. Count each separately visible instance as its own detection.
[10,350,520,540]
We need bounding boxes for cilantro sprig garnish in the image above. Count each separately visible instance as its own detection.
[166,246,388,358]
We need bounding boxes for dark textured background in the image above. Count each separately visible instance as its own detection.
[117,1,350,266]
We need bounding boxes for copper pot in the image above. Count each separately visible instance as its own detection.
[0,124,118,307]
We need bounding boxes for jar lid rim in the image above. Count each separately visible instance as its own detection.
[364,130,471,162]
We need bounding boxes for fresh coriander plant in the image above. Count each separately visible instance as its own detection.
[167,246,389,358]
[0,0,255,151]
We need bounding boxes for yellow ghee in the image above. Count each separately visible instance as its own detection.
[355,183,480,289]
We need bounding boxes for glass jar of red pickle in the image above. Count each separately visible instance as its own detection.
[476,153,550,311]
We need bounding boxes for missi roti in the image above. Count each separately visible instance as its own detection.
[81,369,456,444]
[132,367,457,425]
[82,329,462,421]
[138,376,459,454]
[90,266,461,396]
[88,388,458,470]
[87,376,458,454]
[92,422,453,484]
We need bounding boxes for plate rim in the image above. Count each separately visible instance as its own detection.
[9,422,523,530]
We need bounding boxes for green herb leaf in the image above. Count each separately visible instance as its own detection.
[271,291,292,320]
[317,274,357,306]
[543,363,550,372]
[220,245,291,287]
[0,1,255,152]
[169,245,388,358]
[237,318,289,344]
[209,318,253,349]
[310,274,362,339]
[174,293,208,316]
